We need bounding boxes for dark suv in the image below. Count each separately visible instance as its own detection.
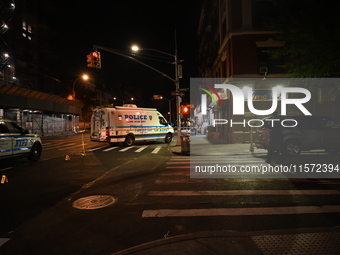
[255,116,340,156]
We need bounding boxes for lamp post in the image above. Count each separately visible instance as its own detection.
[72,74,89,99]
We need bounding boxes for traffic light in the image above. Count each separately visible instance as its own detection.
[180,105,190,114]
[86,51,101,69]
[87,53,94,68]
[93,51,101,69]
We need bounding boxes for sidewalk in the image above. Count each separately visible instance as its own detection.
[114,227,340,255]
[169,134,265,156]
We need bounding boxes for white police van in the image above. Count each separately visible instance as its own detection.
[0,118,42,161]
[90,104,174,146]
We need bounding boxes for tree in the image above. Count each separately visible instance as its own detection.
[269,0,340,77]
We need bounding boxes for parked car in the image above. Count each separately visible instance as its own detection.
[0,118,42,161]
[255,116,340,156]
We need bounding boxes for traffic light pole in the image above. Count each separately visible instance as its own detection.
[174,37,182,146]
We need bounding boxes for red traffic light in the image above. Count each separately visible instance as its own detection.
[87,51,101,69]
[92,51,99,58]
[180,105,190,114]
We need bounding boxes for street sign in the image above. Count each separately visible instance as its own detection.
[171,91,185,97]
[179,88,189,92]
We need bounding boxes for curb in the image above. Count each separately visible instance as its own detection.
[168,145,190,156]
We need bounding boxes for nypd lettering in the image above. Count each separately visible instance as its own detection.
[15,139,28,147]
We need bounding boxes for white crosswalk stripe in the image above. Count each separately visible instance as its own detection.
[88,146,108,151]
[135,146,148,152]
[119,146,135,152]
[103,146,119,152]
[142,156,340,218]
[44,143,77,150]
[142,206,340,218]
[151,146,162,154]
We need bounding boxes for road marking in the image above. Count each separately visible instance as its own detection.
[57,143,78,150]
[135,146,148,153]
[142,205,340,218]
[170,157,191,160]
[58,143,87,151]
[166,162,190,164]
[45,143,76,150]
[165,166,191,169]
[152,146,162,154]
[103,146,119,152]
[88,146,108,151]
[0,238,10,247]
[160,172,190,176]
[119,146,135,152]
[0,167,13,172]
[155,179,213,184]
[148,190,340,196]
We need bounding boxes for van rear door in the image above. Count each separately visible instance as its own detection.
[91,109,107,141]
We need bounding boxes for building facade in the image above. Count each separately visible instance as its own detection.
[196,0,340,143]
[0,0,85,135]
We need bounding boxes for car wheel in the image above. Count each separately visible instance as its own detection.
[28,143,42,161]
[284,139,301,156]
[165,133,172,143]
[124,135,134,146]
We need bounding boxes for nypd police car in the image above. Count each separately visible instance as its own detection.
[0,118,42,161]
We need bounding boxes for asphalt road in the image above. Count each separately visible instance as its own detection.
[0,133,340,254]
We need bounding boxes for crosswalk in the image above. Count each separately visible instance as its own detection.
[141,156,340,219]
[42,142,165,154]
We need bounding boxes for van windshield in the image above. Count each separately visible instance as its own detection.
[159,117,168,125]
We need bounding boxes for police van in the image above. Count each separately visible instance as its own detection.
[0,118,42,161]
[90,104,174,146]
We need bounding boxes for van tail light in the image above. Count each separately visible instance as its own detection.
[106,127,110,137]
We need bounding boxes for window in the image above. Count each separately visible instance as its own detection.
[22,19,32,40]
[22,20,26,30]
[0,123,9,133]
[5,122,21,133]
[159,117,168,126]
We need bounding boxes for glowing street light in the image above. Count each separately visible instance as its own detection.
[72,74,90,99]
[131,45,139,52]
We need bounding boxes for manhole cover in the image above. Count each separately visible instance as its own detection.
[72,195,117,210]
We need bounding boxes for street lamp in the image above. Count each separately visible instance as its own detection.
[131,44,182,145]
[72,74,89,99]
[131,45,139,51]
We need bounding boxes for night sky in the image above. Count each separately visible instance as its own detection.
[56,0,202,107]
